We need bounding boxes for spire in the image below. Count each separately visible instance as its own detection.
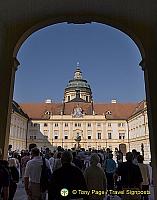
[74,62,82,80]
[77,62,80,67]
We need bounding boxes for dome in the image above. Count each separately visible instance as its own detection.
[64,63,93,103]
[65,66,91,92]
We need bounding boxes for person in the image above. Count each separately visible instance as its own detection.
[104,153,116,191]
[49,152,55,172]
[84,153,107,200]
[44,148,51,160]
[0,149,10,200]
[72,151,83,170]
[97,154,103,167]
[21,151,30,183]
[116,152,143,200]
[105,148,110,159]
[24,147,51,200]
[137,155,150,200]
[132,149,138,165]
[53,152,62,171]
[8,158,19,200]
[12,152,20,176]
[48,151,88,200]
[116,150,123,165]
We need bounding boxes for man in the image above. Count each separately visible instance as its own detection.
[24,147,51,200]
[137,155,150,200]
[116,152,143,200]
[0,149,10,200]
[48,151,88,200]
[72,151,83,170]
[104,153,116,191]
[21,151,30,183]
[84,153,107,200]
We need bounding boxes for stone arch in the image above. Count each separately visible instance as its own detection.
[1,2,157,197]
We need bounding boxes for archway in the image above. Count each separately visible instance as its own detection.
[0,1,157,197]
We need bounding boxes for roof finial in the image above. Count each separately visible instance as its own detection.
[76,62,80,69]
[74,62,82,79]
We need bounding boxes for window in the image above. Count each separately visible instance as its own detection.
[55,123,58,127]
[65,136,68,139]
[44,123,48,127]
[68,96,70,101]
[78,123,81,127]
[119,133,125,139]
[97,123,101,127]
[118,122,124,127]
[54,131,58,137]
[97,132,101,139]
[86,96,89,102]
[30,136,33,139]
[65,123,68,127]
[108,132,112,139]
[34,136,36,139]
[75,123,77,127]
[88,123,91,127]
[88,135,91,139]
[54,136,58,139]
[108,123,111,127]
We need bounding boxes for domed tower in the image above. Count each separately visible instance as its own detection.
[64,63,93,103]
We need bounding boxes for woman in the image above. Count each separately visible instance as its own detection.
[8,158,19,200]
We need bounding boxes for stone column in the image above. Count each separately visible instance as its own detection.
[141,43,157,197]
[0,24,18,159]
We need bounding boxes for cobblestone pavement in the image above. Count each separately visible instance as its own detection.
[14,181,154,200]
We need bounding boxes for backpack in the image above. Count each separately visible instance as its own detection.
[40,157,52,192]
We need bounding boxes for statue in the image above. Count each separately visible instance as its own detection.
[73,105,83,118]
[75,133,81,149]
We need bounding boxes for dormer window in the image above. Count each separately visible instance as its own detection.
[45,111,51,115]
[44,123,48,127]
[106,110,112,115]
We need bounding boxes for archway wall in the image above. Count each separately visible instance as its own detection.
[1,0,154,58]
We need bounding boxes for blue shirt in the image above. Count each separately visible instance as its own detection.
[105,158,116,173]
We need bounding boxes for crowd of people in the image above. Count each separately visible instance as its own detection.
[0,146,152,200]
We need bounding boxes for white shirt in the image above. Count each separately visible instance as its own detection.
[49,157,55,169]
[24,156,51,183]
[138,163,150,185]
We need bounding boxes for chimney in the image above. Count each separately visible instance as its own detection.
[45,99,52,103]
[111,99,117,104]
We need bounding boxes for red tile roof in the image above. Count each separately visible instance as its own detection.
[20,101,142,120]
[93,103,138,119]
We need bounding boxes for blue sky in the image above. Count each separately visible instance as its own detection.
[14,22,145,103]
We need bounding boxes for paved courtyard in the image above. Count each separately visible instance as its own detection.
[14,180,154,200]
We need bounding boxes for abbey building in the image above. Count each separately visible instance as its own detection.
[9,64,151,162]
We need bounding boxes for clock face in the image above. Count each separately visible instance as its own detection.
[73,107,83,118]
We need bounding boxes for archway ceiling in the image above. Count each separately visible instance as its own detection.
[0,0,157,57]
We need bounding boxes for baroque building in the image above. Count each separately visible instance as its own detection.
[19,64,151,162]
[9,101,29,151]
